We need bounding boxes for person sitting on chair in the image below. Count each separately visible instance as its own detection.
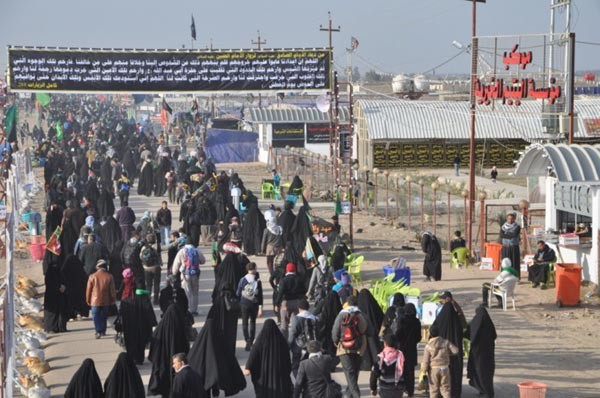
[482,258,518,307]
[528,240,557,289]
[450,230,466,252]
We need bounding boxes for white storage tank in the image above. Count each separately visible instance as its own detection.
[413,74,430,92]
[392,74,413,94]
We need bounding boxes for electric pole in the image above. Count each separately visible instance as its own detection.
[252,30,267,107]
[319,12,341,184]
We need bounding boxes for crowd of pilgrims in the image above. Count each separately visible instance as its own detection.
[33,97,497,398]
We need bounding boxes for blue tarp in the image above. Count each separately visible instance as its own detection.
[205,129,258,163]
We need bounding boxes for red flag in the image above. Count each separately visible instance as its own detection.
[161,108,168,126]
[46,227,62,255]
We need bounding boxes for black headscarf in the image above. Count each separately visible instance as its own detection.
[242,204,266,255]
[148,304,190,397]
[97,188,115,219]
[188,319,247,396]
[357,289,384,370]
[245,319,293,398]
[315,290,342,356]
[103,352,145,398]
[432,302,464,398]
[467,305,497,398]
[43,256,71,333]
[64,358,103,398]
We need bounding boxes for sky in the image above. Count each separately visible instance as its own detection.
[2,0,600,77]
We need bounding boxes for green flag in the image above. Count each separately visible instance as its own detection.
[3,105,17,142]
[55,121,64,141]
[36,93,51,107]
[334,189,342,215]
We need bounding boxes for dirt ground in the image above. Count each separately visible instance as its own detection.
[10,161,600,397]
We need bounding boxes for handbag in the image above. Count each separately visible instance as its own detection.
[223,293,241,313]
[310,357,342,398]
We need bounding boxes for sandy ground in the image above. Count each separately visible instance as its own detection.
[11,161,600,397]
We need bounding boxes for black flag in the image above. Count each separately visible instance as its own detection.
[162,97,173,115]
[191,15,197,41]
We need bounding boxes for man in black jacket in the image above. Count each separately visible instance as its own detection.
[293,340,337,398]
[156,201,172,246]
[171,353,202,398]
[528,240,557,289]
[275,263,303,339]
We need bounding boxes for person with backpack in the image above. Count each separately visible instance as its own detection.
[332,295,369,398]
[172,238,205,316]
[370,335,406,398]
[140,233,162,305]
[308,255,333,305]
[116,171,131,208]
[236,262,264,351]
[288,298,319,376]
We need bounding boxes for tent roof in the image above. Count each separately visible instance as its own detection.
[514,143,600,184]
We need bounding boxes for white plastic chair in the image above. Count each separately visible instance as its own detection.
[489,283,516,311]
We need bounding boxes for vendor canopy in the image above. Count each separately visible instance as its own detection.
[7,47,331,93]
[515,143,600,184]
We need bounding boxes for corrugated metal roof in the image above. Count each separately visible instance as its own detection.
[356,98,600,141]
[514,143,600,183]
[246,106,350,123]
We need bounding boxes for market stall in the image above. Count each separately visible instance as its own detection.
[514,143,600,285]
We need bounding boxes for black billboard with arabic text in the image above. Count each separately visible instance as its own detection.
[7,47,331,93]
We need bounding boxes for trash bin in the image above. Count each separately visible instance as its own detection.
[518,381,547,398]
[382,266,411,285]
[555,263,582,307]
[485,242,503,270]
[29,243,45,261]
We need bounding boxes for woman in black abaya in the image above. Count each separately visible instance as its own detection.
[244,319,293,398]
[314,290,342,356]
[104,352,145,398]
[43,255,71,333]
[421,231,442,281]
[397,303,422,397]
[96,187,115,219]
[467,305,497,398]
[61,254,89,318]
[357,289,383,370]
[431,302,464,398]
[207,292,241,360]
[137,157,154,197]
[290,200,312,259]
[64,358,103,398]
[148,304,190,398]
[121,289,157,365]
[242,203,265,255]
[278,201,296,244]
[99,216,124,287]
[188,319,247,397]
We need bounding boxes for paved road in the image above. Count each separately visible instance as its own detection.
[38,164,599,398]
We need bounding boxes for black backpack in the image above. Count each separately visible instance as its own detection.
[297,317,317,349]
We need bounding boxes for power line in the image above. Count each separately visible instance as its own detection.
[577,40,600,46]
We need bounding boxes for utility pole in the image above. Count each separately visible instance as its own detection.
[466,0,486,252]
[320,12,341,185]
[252,30,267,108]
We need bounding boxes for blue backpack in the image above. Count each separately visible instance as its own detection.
[183,247,201,276]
